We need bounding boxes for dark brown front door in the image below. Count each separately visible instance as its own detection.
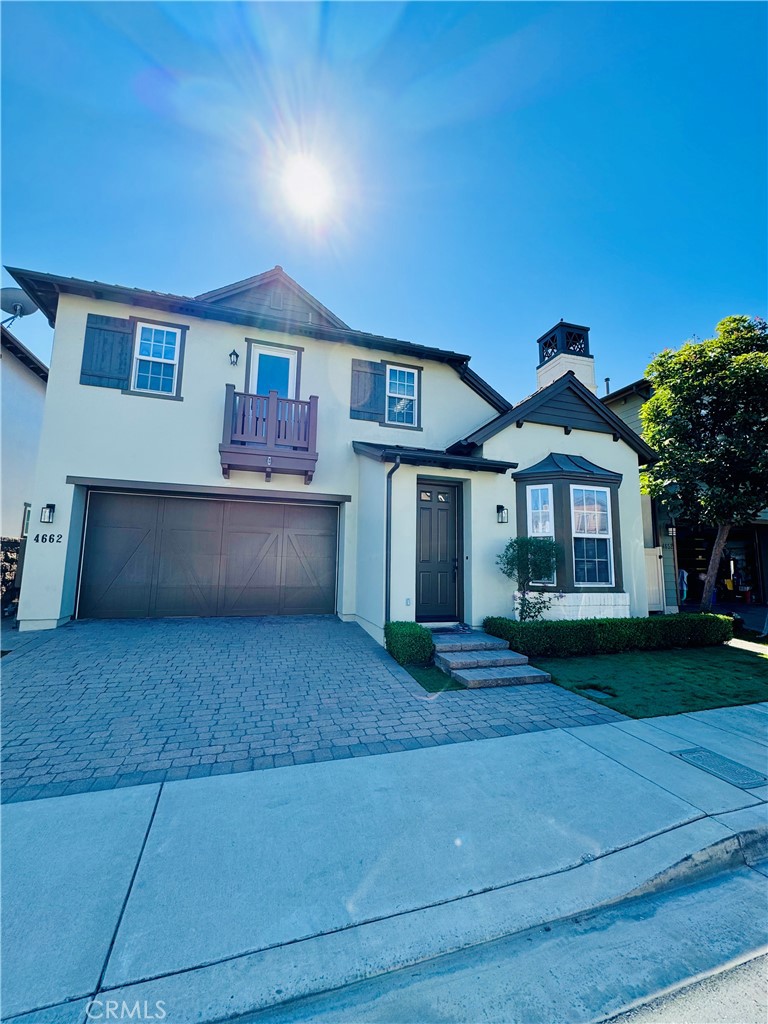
[78,492,338,618]
[416,482,460,621]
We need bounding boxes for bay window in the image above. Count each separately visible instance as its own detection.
[571,485,613,585]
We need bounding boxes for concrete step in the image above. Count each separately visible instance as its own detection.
[452,664,552,688]
[431,631,509,653]
[434,649,529,672]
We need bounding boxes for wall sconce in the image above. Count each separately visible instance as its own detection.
[40,504,55,524]
[496,505,509,524]
[229,349,240,366]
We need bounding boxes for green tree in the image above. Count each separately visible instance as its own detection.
[496,536,561,622]
[641,316,768,612]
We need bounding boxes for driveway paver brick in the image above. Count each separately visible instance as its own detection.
[1,616,624,802]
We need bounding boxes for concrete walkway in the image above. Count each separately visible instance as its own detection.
[1,617,622,803]
[3,704,767,1024]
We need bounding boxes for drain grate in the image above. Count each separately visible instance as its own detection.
[672,747,768,788]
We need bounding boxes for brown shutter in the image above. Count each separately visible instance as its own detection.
[350,359,385,421]
[80,314,133,389]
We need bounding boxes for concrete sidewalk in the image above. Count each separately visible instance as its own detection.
[2,705,767,1024]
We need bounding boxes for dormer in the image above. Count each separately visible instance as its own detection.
[535,320,597,394]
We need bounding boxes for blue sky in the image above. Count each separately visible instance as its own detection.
[2,2,766,398]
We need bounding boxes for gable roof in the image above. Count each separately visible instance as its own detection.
[448,371,657,464]
[352,441,517,473]
[6,266,512,415]
[513,453,622,485]
[195,266,351,330]
[1,324,48,382]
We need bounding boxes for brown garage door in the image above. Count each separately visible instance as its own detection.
[77,492,338,618]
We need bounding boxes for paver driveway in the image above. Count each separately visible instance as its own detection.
[1,617,624,802]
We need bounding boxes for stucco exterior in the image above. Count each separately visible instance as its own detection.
[1,333,47,538]
[13,270,652,638]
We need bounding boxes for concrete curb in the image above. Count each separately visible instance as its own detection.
[11,818,763,1024]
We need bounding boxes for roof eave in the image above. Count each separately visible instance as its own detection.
[352,441,517,473]
[0,325,49,381]
[6,268,472,365]
[453,372,657,465]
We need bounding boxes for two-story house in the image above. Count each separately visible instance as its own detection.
[8,265,655,642]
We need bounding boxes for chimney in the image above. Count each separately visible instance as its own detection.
[535,321,597,394]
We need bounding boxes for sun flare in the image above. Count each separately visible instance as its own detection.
[281,154,334,220]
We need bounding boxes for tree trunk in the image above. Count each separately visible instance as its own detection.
[699,522,731,612]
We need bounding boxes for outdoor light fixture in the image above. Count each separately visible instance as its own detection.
[229,349,240,366]
[496,505,509,524]
[40,504,55,524]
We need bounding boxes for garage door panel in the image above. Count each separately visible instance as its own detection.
[79,494,338,619]
[153,499,224,616]
[219,528,283,615]
[78,494,159,618]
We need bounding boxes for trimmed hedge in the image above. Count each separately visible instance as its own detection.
[385,621,435,666]
[482,613,733,658]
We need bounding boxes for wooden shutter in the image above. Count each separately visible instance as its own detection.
[350,359,385,421]
[80,314,133,389]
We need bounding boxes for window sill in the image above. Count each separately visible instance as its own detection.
[121,389,184,402]
[381,421,423,431]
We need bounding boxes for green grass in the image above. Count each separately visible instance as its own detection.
[406,665,466,693]
[536,644,768,719]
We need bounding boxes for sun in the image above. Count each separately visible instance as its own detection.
[281,154,334,221]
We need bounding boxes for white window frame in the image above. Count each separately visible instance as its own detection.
[132,322,181,396]
[570,484,614,587]
[526,484,556,585]
[384,364,418,427]
[248,344,297,399]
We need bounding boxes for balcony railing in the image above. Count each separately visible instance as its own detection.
[219,385,319,483]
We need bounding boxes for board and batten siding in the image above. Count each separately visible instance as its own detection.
[79,314,133,389]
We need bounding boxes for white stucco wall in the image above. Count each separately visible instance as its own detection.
[1,348,47,538]
[17,293,497,630]
[17,291,649,634]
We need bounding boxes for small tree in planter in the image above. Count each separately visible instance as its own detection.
[496,537,561,622]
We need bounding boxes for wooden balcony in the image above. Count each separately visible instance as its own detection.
[219,385,319,483]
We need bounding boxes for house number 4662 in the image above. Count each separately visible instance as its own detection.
[33,533,63,544]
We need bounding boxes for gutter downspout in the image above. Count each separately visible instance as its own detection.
[384,456,402,624]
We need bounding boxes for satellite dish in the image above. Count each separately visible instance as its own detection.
[1,287,39,327]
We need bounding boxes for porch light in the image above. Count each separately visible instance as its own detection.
[229,349,240,366]
[40,504,55,524]
[496,505,509,524]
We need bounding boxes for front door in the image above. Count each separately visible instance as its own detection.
[416,482,460,621]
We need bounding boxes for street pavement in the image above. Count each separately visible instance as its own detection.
[2,705,767,1024]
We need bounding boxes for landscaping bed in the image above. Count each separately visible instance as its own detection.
[537,645,768,718]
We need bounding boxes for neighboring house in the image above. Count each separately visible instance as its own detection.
[602,380,678,614]
[8,265,655,641]
[0,325,48,606]
[603,379,768,609]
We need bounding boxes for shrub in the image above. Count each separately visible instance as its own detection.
[482,613,733,658]
[496,536,562,621]
[385,621,435,666]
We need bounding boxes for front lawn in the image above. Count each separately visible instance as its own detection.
[536,644,768,719]
[406,666,466,693]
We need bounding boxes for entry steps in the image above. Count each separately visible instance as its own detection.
[432,629,551,687]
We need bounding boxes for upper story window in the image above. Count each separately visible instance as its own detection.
[133,323,180,395]
[385,365,417,426]
[571,485,613,585]
[527,484,555,584]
